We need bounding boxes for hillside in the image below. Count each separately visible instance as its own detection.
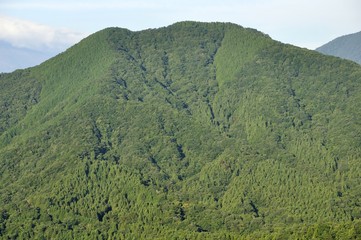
[0,40,56,73]
[316,31,361,64]
[1,22,361,239]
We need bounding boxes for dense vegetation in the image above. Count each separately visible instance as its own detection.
[316,31,361,65]
[1,21,361,239]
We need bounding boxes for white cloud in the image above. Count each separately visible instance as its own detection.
[1,0,161,11]
[0,15,86,52]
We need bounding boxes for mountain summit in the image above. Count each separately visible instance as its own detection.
[1,22,361,239]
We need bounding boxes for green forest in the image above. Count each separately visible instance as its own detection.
[1,21,361,239]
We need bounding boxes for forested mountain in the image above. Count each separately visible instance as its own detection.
[1,22,361,239]
[316,31,361,64]
[0,40,56,73]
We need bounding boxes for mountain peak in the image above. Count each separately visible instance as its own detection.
[1,22,361,239]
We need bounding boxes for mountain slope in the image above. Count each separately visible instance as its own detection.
[0,40,56,73]
[316,31,361,64]
[1,22,361,239]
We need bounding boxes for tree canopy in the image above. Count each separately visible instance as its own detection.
[1,21,361,239]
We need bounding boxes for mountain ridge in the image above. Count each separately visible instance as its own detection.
[1,21,361,239]
[0,40,58,73]
[316,31,361,64]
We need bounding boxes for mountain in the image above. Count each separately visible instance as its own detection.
[0,40,56,73]
[1,22,361,239]
[316,31,361,64]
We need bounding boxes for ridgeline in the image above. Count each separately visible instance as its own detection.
[316,31,361,65]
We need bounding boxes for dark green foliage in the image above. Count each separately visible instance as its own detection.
[1,21,361,239]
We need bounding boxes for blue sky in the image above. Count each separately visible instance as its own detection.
[1,0,361,52]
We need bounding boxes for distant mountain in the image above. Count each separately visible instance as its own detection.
[0,40,56,72]
[316,31,361,64]
[1,22,361,239]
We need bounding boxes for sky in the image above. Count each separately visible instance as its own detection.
[1,0,361,53]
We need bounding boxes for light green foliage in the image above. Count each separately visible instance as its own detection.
[1,21,361,239]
